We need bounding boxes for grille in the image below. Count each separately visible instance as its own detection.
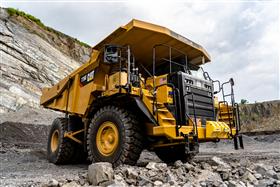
[168,71,215,126]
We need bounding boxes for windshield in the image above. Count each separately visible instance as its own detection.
[189,67,206,80]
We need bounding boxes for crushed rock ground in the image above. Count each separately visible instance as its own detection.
[0,108,280,187]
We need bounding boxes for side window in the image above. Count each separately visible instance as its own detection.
[104,45,119,63]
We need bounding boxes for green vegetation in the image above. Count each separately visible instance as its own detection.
[6,7,91,48]
[74,38,90,48]
[7,8,45,28]
[240,99,249,104]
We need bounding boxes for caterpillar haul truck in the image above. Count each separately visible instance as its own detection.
[40,19,244,166]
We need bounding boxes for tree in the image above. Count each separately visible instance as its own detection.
[240,99,249,104]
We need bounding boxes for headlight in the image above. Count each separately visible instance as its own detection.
[196,81,202,87]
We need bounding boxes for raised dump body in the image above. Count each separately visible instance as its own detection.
[41,19,243,166]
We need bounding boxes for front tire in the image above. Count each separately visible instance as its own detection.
[87,106,143,167]
[47,118,75,164]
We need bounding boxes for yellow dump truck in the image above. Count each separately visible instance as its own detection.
[40,19,243,166]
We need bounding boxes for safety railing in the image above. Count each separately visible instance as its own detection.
[218,78,244,149]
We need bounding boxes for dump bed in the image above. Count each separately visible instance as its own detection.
[40,19,211,116]
[94,19,211,66]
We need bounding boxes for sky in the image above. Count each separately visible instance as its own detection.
[1,0,279,103]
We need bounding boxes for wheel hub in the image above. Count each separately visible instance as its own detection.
[96,121,119,156]
[51,130,59,152]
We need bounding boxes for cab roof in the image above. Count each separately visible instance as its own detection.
[93,19,211,66]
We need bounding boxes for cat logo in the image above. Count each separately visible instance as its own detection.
[80,70,95,86]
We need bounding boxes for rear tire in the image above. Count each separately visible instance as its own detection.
[155,144,196,164]
[87,106,143,167]
[47,118,75,164]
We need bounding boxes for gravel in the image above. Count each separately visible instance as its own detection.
[1,112,280,186]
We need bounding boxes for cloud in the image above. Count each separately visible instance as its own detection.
[1,1,279,102]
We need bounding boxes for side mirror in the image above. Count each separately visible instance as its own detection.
[104,45,119,63]
[212,80,221,94]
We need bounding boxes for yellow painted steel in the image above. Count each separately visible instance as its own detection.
[96,121,119,156]
[94,19,211,66]
[146,74,168,88]
[150,123,233,140]
[51,130,59,152]
[156,85,173,104]
[40,19,211,117]
[40,50,105,116]
[205,121,230,139]
[216,102,235,127]
[103,72,128,96]
[64,129,85,144]
[40,19,237,146]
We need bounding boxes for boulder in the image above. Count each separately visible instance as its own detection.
[275,173,280,180]
[154,180,163,186]
[242,171,258,185]
[44,179,59,187]
[112,174,127,187]
[221,171,230,181]
[255,163,278,179]
[61,181,80,187]
[88,162,114,186]
[184,162,195,171]
[166,170,177,185]
[255,163,267,175]
[256,179,277,187]
[211,156,231,169]
[273,166,280,173]
[267,169,278,179]
[146,162,158,170]
[254,173,263,180]
[156,163,168,171]
[125,167,138,180]
[146,162,167,171]
[228,180,246,187]
[174,160,183,168]
[200,162,211,171]
[138,176,152,186]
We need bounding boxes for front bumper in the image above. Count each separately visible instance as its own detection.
[150,121,236,141]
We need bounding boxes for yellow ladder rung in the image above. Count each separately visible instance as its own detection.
[158,109,168,112]
[162,117,175,121]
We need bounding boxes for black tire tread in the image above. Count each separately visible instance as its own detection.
[87,105,143,167]
[47,118,75,164]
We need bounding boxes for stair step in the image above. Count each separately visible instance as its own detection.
[146,94,154,98]
[162,117,175,121]
[219,117,233,120]
[149,101,164,105]
[220,111,233,114]
[220,120,234,123]
[158,109,168,112]
[220,114,233,117]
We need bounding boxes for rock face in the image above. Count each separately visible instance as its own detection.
[239,100,280,133]
[0,8,92,113]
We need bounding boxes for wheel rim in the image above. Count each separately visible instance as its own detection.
[51,130,59,152]
[96,121,119,156]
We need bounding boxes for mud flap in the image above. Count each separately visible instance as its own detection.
[183,134,199,155]
[234,135,244,150]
